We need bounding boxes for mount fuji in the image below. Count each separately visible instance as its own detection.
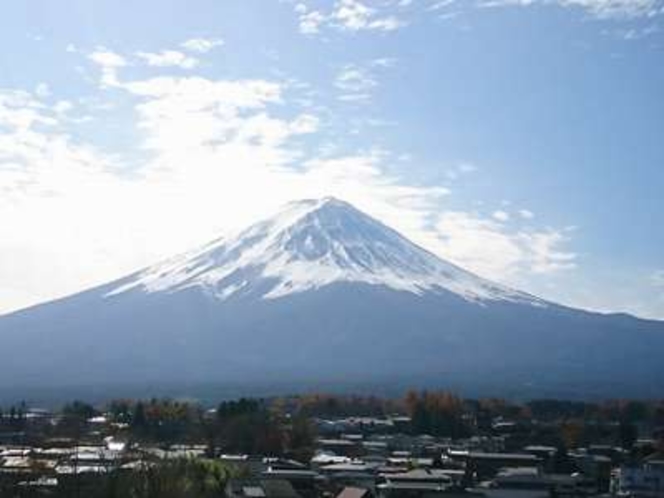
[107,197,541,305]
[1,197,663,398]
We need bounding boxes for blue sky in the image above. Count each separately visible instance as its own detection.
[0,0,663,318]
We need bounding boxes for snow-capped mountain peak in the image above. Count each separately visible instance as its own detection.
[107,197,541,305]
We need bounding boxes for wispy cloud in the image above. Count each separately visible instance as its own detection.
[180,37,224,53]
[294,0,405,35]
[478,0,664,19]
[135,50,199,69]
[88,49,127,68]
[334,59,395,103]
[88,47,127,86]
[92,43,213,77]
[492,210,510,222]
[293,0,662,36]
[333,0,405,31]
[445,162,477,181]
[295,4,327,34]
[652,270,664,287]
[429,0,458,11]
[334,65,377,102]
[604,23,660,40]
[431,210,576,281]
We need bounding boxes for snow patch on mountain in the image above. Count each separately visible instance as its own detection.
[106,197,544,306]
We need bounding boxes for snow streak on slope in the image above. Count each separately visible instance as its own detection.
[107,198,544,306]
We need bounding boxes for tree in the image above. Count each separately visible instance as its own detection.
[58,400,96,440]
[216,398,283,455]
[404,391,470,438]
[561,421,584,449]
[288,413,316,462]
[552,445,575,474]
[133,401,147,432]
[108,399,133,424]
[63,400,97,420]
[619,421,638,450]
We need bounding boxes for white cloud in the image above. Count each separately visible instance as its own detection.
[335,65,377,92]
[294,0,662,36]
[53,100,73,114]
[371,57,397,68]
[0,90,57,130]
[334,59,395,102]
[446,161,478,180]
[478,0,664,19]
[519,209,535,219]
[0,88,137,313]
[429,0,458,10]
[135,50,199,69]
[119,76,286,154]
[180,37,224,53]
[88,48,126,68]
[612,24,660,40]
[294,0,405,35]
[88,47,127,87]
[298,8,327,34]
[492,210,510,222]
[651,270,664,287]
[431,211,576,281]
[520,229,577,274]
[35,83,51,98]
[333,0,405,31]
[289,114,320,134]
[458,162,477,173]
[291,0,662,38]
[1,64,318,313]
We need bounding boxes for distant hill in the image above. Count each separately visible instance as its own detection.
[1,197,663,398]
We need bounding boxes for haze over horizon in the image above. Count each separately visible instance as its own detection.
[1,0,663,319]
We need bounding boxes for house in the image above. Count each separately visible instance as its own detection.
[471,467,597,498]
[317,438,361,457]
[448,451,541,480]
[226,478,302,498]
[320,461,377,491]
[262,468,325,498]
[612,458,664,497]
[336,486,373,498]
[376,468,476,498]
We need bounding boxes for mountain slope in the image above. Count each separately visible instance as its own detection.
[0,197,663,397]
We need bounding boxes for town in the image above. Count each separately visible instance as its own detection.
[1,392,663,497]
